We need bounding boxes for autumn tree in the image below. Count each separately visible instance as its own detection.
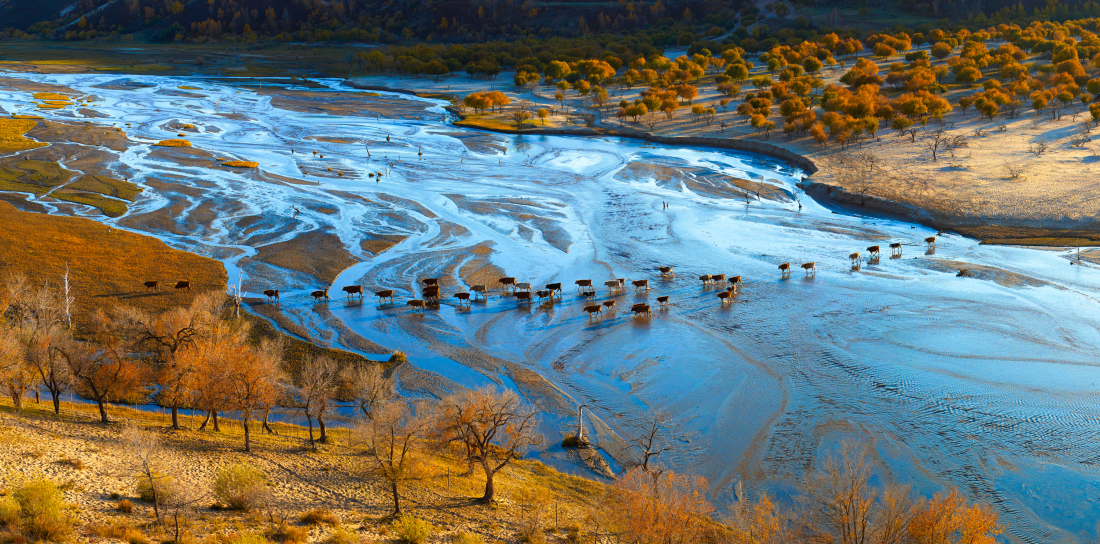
[223,333,285,452]
[61,312,148,425]
[602,468,714,544]
[435,387,543,502]
[355,400,434,515]
[348,363,394,421]
[4,275,70,414]
[908,488,1003,544]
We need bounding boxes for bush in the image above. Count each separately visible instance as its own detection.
[389,351,408,364]
[136,471,176,505]
[561,435,581,448]
[116,499,134,513]
[124,528,151,544]
[327,526,359,544]
[518,530,545,544]
[226,533,271,544]
[300,508,340,526]
[13,478,72,541]
[214,464,269,511]
[393,515,433,544]
[0,495,19,527]
[269,523,308,544]
[453,533,485,544]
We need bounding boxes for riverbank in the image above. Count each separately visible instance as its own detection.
[347,69,1100,246]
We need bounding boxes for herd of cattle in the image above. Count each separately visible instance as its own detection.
[144,237,938,319]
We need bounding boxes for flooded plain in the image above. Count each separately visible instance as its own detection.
[2,73,1100,543]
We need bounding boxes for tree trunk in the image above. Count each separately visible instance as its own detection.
[481,467,496,503]
[11,391,22,409]
[318,414,328,443]
[212,411,220,432]
[306,414,315,447]
[50,389,61,414]
[392,481,401,515]
[198,410,212,431]
[170,406,180,430]
[262,411,276,434]
[243,418,251,452]
[96,399,109,424]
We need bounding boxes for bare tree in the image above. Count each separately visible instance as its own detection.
[1004,162,1026,179]
[354,400,433,515]
[347,363,394,420]
[122,427,170,522]
[0,328,32,408]
[436,387,544,502]
[628,413,672,475]
[298,355,340,448]
[6,275,70,413]
[923,129,950,161]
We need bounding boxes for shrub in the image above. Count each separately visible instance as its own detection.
[226,532,271,544]
[124,528,151,544]
[453,533,485,544]
[13,478,72,541]
[268,523,308,544]
[393,515,433,544]
[327,526,359,544]
[116,499,134,513]
[517,530,545,544]
[214,464,269,511]
[560,435,581,448]
[389,351,408,364]
[136,471,176,505]
[0,495,19,527]
[299,508,339,526]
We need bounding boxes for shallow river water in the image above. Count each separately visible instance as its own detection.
[3,73,1100,543]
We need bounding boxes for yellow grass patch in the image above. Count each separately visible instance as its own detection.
[154,139,191,147]
[222,160,258,168]
[11,114,43,119]
[35,104,66,110]
[53,190,128,217]
[178,86,201,90]
[0,118,47,152]
[33,92,72,101]
[67,174,142,201]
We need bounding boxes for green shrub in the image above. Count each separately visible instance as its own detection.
[13,478,72,541]
[268,523,308,544]
[214,464,269,511]
[393,515,433,544]
[299,508,339,526]
[226,532,271,544]
[453,533,485,544]
[0,495,20,526]
[327,526,359,544]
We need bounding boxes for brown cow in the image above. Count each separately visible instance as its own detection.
[375,289,395,303]
[779,263,791,278]
[342,285,364,299]
[422,278,439,287]
[581,289,597,300]
[311,289,329,301]
[175,281,191,290]
[890,242,903,257]
[499,277,517,292]
[263,289,280,302]
[801,262,816,276]
[454,292,471,307]
[866,245,880,259]
[471,285,487,300]
[423,286,440,301]
[699,274,713,285]
[407,299,425,311]
[712,274,726,283]
[632,279,649,291]
[536,290,553,304]
[717,290,734,304]
[925,236,936,248]
[658,266,674,276]
[602,300,617,311]
[584,304,603,318]
[656,295,670,308]
[143,280,159,291]
[514,291,533,304]
[728,276,742,293]
[630,303,651,317]
[546,283,562,295]
[575,279,593,292]
[849,252,861,268]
